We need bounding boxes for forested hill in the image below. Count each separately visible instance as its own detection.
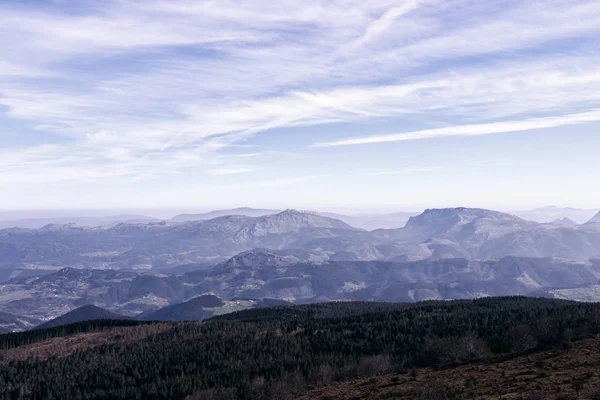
[2,297,600,399]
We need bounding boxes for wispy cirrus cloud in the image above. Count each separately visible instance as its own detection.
[1,0,600,208]
[205,167,255,176]
[312,109,600,147]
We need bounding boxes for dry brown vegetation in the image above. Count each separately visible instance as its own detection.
[296,337,600,400]
[0,323,173,364]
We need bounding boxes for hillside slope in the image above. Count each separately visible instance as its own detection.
[2,297,598,399]
[297,337,600,400]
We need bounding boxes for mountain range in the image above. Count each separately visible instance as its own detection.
[1,206,600,329]
[512,206,598,224]
[3,205,595,231]
[3,253,600,328]
[2,208,600,277]
[0,214,158,230]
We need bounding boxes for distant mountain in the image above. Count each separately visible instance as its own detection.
[139,295,224,321]
[404,207,534,241]
[170,207,420,230]
[0,210,365,271]
[0,214,157,230]
[170,208,280,222]
[3,207,600,326]
[242,209,358,236]
[4,256,600,325]
[374,207,600,260]
[221,248,309,269]
[0,268,180,321]
[549,217,578,227]
[587,211,600,224]
[513,206,598,224]
[1,207,600,275]
[373,208,535,258]
[194,253,600,303]
[35,305,131,330]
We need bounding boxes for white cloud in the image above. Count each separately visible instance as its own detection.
[205,167,255,175]
[0,0,600,208]
[312,109,600,147]
[346,1,421,50]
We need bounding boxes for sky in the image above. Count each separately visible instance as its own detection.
[1,0,599,213]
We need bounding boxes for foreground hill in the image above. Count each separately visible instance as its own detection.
[298,336,600,400]
[2,297,600,399]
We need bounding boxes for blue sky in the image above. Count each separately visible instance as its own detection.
[1,0,599,212]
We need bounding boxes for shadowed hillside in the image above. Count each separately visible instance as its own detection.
[297,337,600,400]
[3,297,600,399]
[35,305,132,330]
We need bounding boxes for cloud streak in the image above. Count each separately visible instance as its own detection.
[205,167,255,176]
[1,0,600,208]
[312,110,600,147]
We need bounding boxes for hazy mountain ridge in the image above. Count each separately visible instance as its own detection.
[3,255,600,327]
[513,206,598,224]
[374,207,600,261]
[35,305,132,330]
[2,208,600,278]
[0,215,158,230]
[1,207,600,327]
[0,210,367,273]
[170,208,280,222]
[548,217,578,227]
[170,208,420,230]
[1,207,600,290]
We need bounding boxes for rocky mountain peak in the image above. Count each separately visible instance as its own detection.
[407,208,527,228]
[244,210,356,237]
[402,208,535,247]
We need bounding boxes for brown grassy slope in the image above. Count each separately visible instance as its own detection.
[297,338,600,400]
[0,323,173,364]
